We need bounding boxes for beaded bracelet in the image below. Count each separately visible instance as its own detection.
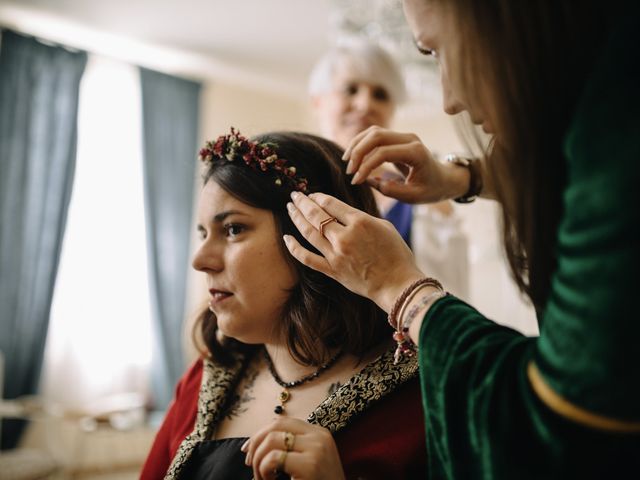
[396,283,432,330]
[393,290,447,364]
[388,277,443,330]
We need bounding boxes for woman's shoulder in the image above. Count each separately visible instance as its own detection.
[308,345,419,433]
[330,348,426,478]
[174,357,205,398]
[564,6,639,172]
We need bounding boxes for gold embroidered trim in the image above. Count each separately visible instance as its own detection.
[528,361,640,433]
[308,348,418,433]
[164,346,418,479]
[164,354,245,480]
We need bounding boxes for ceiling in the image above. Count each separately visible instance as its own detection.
[0,0,339,99]
[0,0,443,111]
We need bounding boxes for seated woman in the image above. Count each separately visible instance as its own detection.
[141,129,426,480]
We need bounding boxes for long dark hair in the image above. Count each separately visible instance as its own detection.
[193,131,388,366]
[437,0,610,311]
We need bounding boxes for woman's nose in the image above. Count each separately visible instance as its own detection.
[441,68,464,115]
[192,241,223,273]
[352,87,376,113]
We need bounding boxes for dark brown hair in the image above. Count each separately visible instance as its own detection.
[192,132,388,366]
[435,0,610,311]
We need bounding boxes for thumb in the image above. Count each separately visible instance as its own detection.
[376,180,425,204]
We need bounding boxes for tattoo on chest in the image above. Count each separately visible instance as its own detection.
[328,381,342,396]
[223,366,260,420]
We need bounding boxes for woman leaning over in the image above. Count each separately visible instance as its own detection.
[283,0,640,477]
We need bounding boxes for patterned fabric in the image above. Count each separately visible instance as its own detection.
[163,347,417,479]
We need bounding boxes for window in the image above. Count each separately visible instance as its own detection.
[42,56,152,409]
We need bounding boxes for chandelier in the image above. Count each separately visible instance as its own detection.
[328,0,442,113]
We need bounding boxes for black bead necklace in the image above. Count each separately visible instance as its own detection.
[263,348,344,415]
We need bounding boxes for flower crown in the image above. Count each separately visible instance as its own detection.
[198,128,309,193]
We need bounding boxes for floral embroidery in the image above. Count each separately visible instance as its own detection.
[308,349,417,432]
[164,353,245,479]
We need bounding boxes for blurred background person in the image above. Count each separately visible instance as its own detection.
[308,40,469,299]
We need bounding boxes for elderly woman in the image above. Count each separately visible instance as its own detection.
[309,40,469,300]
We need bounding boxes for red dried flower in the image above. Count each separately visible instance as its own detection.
[198,127,309,193]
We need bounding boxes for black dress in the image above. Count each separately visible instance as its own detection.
[180,437,290,480]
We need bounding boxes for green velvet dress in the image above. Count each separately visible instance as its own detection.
[417,6,640,479]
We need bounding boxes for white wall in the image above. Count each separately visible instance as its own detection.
[199,81,314,139]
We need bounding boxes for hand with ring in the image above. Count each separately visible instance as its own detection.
[241,417,345,480]
[318,216,338,238]
[285,191,424,313]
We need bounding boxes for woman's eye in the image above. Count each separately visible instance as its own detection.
[223,223,245,238]
[417,45,438,58]
[373,87,390,101]
[344,83,359,96]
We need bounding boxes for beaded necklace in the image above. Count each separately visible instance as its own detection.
[263,348,344,415]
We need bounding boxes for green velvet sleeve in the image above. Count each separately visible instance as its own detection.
[533,6,640,420]
[417,6,640,479]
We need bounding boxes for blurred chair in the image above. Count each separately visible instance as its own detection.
[0,448,59,480]
[0,350,59,479]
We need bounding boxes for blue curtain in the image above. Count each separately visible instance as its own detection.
[139,68,201,411]
[0,30,87,449]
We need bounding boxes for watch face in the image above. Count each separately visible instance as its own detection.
[445,153,470,167]
[445,153,479,203]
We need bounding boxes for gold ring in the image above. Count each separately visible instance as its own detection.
[276,450,288,472]
[283,431,296,451]
[318,216,337,238]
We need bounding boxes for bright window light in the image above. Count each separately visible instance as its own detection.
[42,55,152,410]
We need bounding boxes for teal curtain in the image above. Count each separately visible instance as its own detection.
[139,68,201,411]
[0,30,87,449]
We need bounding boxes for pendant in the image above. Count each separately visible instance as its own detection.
[274,388,290,415]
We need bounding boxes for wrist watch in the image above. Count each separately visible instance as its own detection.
[445,153,483,203]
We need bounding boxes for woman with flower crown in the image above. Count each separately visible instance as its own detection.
[140,129,427,480]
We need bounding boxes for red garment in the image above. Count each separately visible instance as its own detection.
[141,360,202,479]
[141,359,426,479]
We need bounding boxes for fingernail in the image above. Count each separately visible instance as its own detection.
[283,234,292,245]
[240,439,249,452]
[345,160,353,174]
[290,191,300,200]
[286,202,295,213]
[351,171,362,185]
[244,452,251,466]
[342,150,350,161]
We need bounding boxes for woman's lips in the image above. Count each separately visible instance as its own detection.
[208,289,232,307]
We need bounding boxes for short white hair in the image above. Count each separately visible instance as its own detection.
[308,40,407,105]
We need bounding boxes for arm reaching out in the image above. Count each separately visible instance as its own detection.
[342,126,496,202]
[284,191,424,313]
